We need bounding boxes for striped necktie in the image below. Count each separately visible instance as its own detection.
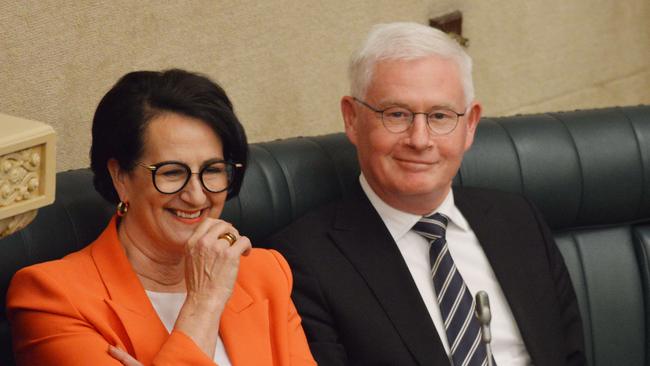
[413,213,493,366]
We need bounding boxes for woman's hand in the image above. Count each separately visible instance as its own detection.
[184,218,252,307]
[174,218,252,358]
[108,345,143,366]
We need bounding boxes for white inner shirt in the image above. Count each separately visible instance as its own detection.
[145,291,232,366]
[360,174,532,365]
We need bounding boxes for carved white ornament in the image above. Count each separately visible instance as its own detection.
[0,112,56,238]
[0,147,41,207]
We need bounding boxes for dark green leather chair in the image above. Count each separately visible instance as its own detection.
[1,105,649,365]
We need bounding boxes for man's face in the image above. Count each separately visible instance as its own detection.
[342,56,481,214]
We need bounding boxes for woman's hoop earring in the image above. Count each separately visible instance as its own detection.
[117,201,129,217]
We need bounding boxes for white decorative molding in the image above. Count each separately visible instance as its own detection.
[0,146,42,207]
[0,113,56,238]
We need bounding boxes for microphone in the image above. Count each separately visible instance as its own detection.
[475,291,494,366]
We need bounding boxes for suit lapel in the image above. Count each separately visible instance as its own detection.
[329,188,449,365]
[91,217,169,363]
[454,188,558,365]
[454,189,531,309]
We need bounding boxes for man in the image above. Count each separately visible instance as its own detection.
[269,22,585,365]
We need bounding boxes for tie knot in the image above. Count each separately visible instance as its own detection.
[413,212,449,240]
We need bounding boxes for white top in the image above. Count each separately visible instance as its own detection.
[145,291,232,366]
[360,174,532,365]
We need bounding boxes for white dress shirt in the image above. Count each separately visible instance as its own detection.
[146,291,232,366]
[360,174,532,365]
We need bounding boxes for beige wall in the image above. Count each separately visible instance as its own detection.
[1,0,649,172]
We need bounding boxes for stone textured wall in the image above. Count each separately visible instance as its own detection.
[1,0,649,171]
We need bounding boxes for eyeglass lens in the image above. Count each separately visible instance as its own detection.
[381,106,459,134]
[154,161,233,194]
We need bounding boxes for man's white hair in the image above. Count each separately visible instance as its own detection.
[348,22,474,107]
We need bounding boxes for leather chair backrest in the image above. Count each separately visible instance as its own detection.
[1,105,649,365]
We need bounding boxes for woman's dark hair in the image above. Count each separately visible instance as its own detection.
[90,69,248,204]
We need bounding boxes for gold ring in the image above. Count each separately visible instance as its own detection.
[219,232,237,246]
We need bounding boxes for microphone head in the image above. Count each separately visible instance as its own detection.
[474,290,492,325]
[475,290,492,343]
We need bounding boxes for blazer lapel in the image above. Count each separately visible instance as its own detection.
[91,217,171,363]
[92,217,275,365]
[329,188,449,365]
[219,282,273,365]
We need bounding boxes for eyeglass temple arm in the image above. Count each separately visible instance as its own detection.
[139,162,244,169]
[138,163,157,171]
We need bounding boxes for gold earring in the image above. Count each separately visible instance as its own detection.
[117,201,129,217]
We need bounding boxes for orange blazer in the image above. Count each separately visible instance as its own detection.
[7,217,316,366]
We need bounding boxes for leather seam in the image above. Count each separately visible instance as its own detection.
[492,119,525,193]
[572,232,595,364]
[631,226,650,364]
[304,136,346,197]
[619,107,648,219]
[254,144,295,221]
[548,112,585,226]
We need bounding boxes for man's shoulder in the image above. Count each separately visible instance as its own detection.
[265,190,373,249]
[268,199,341,244]
[453,186,546,226]
[454,186,534,210]
[453,186,552,240]
[454,185,526,199]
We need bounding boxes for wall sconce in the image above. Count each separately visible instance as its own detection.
[430,11,469,47]
[0,114,56,238]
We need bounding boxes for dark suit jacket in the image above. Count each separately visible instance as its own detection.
[267,185,585,366]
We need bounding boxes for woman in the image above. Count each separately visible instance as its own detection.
[7,69,316,365]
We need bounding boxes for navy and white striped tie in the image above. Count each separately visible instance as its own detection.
[413,213,493,366]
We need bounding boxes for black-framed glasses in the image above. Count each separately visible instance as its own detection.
[353,97,465,135]
[138,159,244,194]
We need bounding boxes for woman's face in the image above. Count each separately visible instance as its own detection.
[112,112,228,251]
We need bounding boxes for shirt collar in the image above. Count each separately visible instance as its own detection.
[359,174,471,241]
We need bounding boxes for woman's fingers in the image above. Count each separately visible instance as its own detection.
[218,232,236,245]
[215,228,252,256]
[188,218,240,248]
[108,345,143,366]
[187,217,227,247]
[231,234,252,256]
[183,218,249,302]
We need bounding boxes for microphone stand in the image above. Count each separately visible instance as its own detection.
[475,291,494,366]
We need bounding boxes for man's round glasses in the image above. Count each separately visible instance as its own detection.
[354,97,465,135]
[137,160,243,194]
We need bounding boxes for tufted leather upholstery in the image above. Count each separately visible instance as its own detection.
[1,105,649,365]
